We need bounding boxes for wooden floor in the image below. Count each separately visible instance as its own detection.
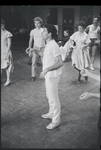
[1,41,100,149]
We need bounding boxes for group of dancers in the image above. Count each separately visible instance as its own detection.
[59,16,100,83]
[1,15,100,129]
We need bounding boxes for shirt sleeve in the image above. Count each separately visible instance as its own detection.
[41,28,43,33]
[30,30,34,37]
[51,45,61,58]
[6,31,13,38]
[70,32,76,41]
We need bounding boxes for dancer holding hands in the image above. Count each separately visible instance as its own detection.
[69,21,91,83]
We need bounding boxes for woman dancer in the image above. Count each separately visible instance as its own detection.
[1,19,14,86]
[69,21,91,83]
[85,16,100,70]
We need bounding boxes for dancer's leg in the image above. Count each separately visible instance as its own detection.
[90,45,97,70]
[4,67,11,86]
[74,65,81,83]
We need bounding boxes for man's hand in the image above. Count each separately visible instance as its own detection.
[94,40,100,45]
[79,92,92,100]
[25,47,30,54]
[39,69,48,79]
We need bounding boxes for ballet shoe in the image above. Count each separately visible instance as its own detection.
[4,81,11,86]
[46,121,60,130]
[90,64,94,71]
[77,80,81,84]
[41,113,53,119]
[31,77,36,81]
[84,77,88,83]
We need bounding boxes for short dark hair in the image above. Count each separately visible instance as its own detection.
[78,20,85,28]
[33,17,42,23]
[93,15,100,22]
[1,19,5,25]
[64,29,69,33]
[43,24,58,40]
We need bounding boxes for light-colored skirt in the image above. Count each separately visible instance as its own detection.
[71,47,91,70]
[1,50,14,72]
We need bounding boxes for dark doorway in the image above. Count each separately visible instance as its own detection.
[63,8,74,36]
[80,6,93,27]
[47,8,58,25]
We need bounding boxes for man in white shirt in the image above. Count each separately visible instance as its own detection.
[31,24,63,130]
[85,16,100,70]
[26,17,45,81]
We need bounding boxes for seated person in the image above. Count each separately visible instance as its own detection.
[58,29,70,47]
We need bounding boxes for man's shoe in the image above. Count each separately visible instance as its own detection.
[84,76,88,83]
[41,113,53,119]
[31,77,36,81]
[77,80,81,84]
[46,122,60,130]
[90,64,94,71]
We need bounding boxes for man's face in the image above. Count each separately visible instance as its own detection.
[78,26,84,33]
[42,27,49,41]
[64,31,69,37]
[34,21,41,28]
[93,18,98,24]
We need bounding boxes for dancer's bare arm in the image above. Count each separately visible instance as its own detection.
[81,69,100,82]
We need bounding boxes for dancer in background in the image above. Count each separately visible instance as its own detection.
[1,19,14,86]
[25,17,45,81]
[85,16,100,70]
[69,21,91,83]
[31,24,63,130]
[58,29,73,62]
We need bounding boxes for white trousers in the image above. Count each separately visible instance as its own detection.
[45,75,61,123]
[31,51,43,77]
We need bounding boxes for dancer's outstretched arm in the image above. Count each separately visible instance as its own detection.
[81,69,100,82]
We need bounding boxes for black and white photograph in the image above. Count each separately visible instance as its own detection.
[1,5,100,149]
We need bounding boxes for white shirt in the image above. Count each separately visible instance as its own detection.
[70,31,91,48]
[1,30,13,55]
[88,25,100,39]
[30,28,45,49]
[43,40,62,78]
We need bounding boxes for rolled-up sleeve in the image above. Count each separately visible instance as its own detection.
[51,45,61,58]
[70,32,76,41]
[7,32,13,38]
